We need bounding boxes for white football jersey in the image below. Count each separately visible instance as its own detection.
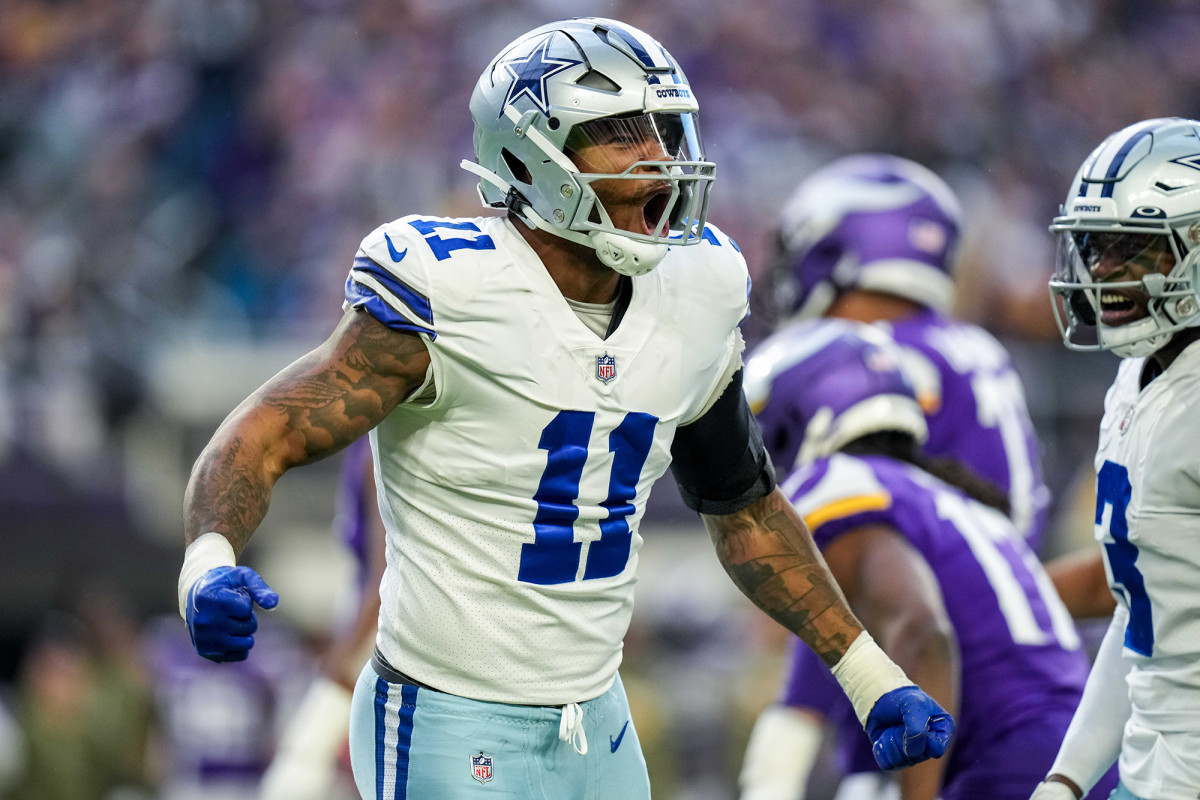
[344,215,749,705]
[1094,343,1200,799]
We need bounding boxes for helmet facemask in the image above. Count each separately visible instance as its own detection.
[563,112,712,246]
[1048,117,1200,358]
[1049,220,1200,358]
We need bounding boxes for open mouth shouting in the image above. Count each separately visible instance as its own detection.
[1099,288,1148,326]
[641,188,673,236]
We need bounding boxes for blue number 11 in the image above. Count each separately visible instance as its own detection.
[518,411,658,585]
[1096,460,1153,656]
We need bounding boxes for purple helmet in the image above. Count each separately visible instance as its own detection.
[771,154,963,322]
[744,319,928,474]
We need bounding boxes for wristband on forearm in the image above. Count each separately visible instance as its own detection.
[177,532,237,619]
[830,631,912,726]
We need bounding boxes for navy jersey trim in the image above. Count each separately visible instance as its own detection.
[351,256,434,324]
[346,277,437,339]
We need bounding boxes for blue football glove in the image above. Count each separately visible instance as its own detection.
[865,686,955,770]
[185,565,279,663]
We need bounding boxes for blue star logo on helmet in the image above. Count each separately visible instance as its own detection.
[499,35,580,117]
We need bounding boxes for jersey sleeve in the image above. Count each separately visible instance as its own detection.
[343,218,437,339]
[703,223,752,326]
[678,224,753,424]
[783,455,897,549]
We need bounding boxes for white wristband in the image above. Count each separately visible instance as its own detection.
[177,532,237,620]
[830,631,912,726]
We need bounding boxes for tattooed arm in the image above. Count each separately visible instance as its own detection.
[184,309,430,552]
[178,309,428,662]
[706,488,955,772]
[703,487,862,665]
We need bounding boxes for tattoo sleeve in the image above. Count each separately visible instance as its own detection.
[704,487,863,666]
[183,310,429,553]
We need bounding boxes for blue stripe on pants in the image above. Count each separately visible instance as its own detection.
[374,677,388,800]
[394,684,418,799]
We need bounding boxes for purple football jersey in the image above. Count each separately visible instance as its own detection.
[778,453,1112,800]
[885,309,1049,550]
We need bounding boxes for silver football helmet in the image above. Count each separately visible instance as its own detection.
[462,18,715,276]
[1050,117,1200,358]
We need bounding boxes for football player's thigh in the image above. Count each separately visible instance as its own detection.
[349,664,536,799]
[585,675,651,800]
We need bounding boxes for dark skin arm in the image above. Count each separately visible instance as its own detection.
[184,309,430,554]
[1045,549,1116,620]
[702,488,863,667]
[822,524,959,800]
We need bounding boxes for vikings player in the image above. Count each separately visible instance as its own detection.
[766,154,1048,544]
[1030,117,1200,800]
[742,154,1048,800]
[175,18,952,800]
[743,319,1113,800]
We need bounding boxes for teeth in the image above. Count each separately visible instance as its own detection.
[1101,292,1127,304]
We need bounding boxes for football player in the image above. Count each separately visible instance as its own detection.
[1030,117,1200,800]
[175,18,953,800]
[742,319,1113,800]
[742,154,1050,800]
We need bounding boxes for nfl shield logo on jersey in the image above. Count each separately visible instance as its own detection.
[1118,403,1135,435]
[471,752,493,784]
[596,353,617,383]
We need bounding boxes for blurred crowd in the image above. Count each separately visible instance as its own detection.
[3,0,1200,474]
[1,0,1199,798]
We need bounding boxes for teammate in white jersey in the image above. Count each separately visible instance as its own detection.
[175,18,953,800]
[1031,117,1200,800]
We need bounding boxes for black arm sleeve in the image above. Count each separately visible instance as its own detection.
[670,368,777,515]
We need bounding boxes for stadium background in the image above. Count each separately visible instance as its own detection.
[0,0,1195,797]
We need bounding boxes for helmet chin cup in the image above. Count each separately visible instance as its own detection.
[590,231,667,276]
[514,200,669,276]
[1102,316,1171,358]
[1109,334,1169,359]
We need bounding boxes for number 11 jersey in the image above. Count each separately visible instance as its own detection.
[343,214,748,705]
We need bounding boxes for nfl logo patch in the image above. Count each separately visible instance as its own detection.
[471,752,493,784]
[596,353,617,383]
[1119,404,1135,435]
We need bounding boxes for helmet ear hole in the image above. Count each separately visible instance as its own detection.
[501,149,532,184]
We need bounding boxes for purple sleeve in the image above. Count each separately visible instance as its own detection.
[779,635,845,714]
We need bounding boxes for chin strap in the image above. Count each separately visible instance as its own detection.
[460,159,667,277]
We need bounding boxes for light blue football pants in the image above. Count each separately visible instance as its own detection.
[1108,782,1148,800]
[349,661,651,800]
